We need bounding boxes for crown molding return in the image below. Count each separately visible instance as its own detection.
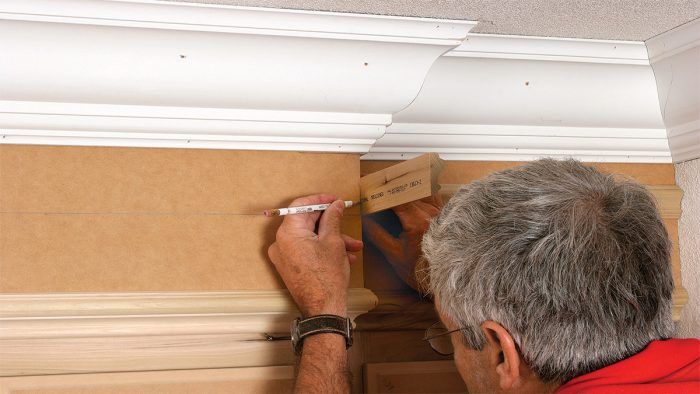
[0,288,378,376]
[646,19,700,163]
[364,34,671,162]
[0,0,475,153]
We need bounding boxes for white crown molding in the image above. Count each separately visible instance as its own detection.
[365,124,670,162]
[646,18,700,63]
[0,1,681,163]
[0,288,377,376]
[0,101,390,152]
[446,33,650,64]
[0,0,475,153]
[364,34,670,162]
[646,19,700,163]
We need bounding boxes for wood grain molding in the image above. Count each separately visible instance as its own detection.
[0,366,295,394]
[0,289,377,376]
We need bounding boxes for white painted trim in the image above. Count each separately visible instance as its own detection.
[646,19,700,162]
[0,0,680,163]
[0,289,377,376]
[0,0,475,153]
[0,101,389,153]
[646,18,700,62]
[450,33,650,64]
[366,124,671,162]
[367,33,670,162]
[667,120,700,163]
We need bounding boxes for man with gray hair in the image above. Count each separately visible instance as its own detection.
[268,159,699,393]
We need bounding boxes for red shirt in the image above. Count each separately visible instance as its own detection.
[557,338,700,393]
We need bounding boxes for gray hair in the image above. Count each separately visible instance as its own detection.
[423,159,674,383]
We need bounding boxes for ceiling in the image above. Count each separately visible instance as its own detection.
[163,0,699,41]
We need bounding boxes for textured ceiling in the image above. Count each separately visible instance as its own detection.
[162,0,700,41]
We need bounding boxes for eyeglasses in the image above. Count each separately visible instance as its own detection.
[422,321,463,356]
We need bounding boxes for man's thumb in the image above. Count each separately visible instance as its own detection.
[318,200,344,237]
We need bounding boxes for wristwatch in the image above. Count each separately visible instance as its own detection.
[290,314,353,355]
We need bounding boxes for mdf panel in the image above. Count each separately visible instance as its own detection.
[0,145,363,292]
[0,214,362,292]
[0,145,361,213]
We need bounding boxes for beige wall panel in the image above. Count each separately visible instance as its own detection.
[0,213,362,292]
[0,145,363,292]
[0,145,360,213]
[0,366,294,394]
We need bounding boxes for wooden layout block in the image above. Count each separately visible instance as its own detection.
[364,360,466,394]
[359,153,444,214]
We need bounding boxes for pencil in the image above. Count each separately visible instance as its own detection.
[263,201,356,217]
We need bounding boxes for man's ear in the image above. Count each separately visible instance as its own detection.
[481,321,524,390]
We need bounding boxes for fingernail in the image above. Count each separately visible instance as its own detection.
[335,200,344,215]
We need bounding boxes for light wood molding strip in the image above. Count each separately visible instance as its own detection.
[0,288,377,376]
[0,366,296,393]
[0,289,378,339]
[0,288,377,318]
[672,287,689,321]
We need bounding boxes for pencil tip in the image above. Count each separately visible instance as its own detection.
[264,209,280,217]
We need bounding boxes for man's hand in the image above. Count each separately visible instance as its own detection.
[362,195,443,291]
[268,194,363,317]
